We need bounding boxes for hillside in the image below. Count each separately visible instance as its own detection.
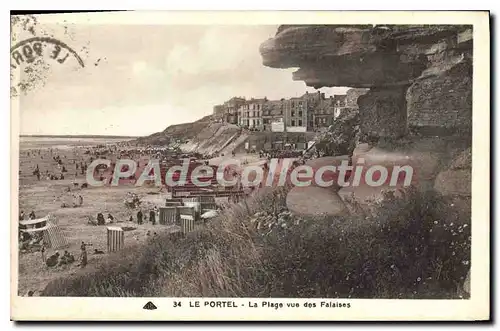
[135,114,252,156]
[135,115,214,146]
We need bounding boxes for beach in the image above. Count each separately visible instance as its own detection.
[17,137,174,295]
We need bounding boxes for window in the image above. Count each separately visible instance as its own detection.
[298,111,303,117]
[291,111,295,117]
[298,119,302,126]
[291,120,296,126]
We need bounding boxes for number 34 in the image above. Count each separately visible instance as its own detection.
[173,301,182,307]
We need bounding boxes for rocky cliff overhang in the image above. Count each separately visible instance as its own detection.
[259,25,472,88]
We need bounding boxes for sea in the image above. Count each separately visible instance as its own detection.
[19,136,135,150]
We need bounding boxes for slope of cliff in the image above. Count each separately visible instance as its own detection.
[179,122,244,155]
[136,115,248,155]
[135,115,214,146]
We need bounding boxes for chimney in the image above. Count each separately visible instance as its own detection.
[321,93,325,99]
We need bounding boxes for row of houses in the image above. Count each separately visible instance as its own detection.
[213,89,368,132]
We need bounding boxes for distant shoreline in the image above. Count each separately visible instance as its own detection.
[20,135,139,139]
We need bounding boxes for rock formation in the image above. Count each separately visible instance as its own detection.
[260,25,473,296]
[313,109,360,157]
[263,25,473,237]
[260,25,473,138]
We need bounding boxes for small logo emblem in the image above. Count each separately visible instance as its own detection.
[143,301,157,310]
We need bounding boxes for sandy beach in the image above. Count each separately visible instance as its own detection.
[17,137,176,295]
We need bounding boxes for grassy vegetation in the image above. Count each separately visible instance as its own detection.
[42,186,470,299]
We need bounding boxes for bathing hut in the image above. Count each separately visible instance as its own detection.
[19,216,69,249]
[106,226,124,252]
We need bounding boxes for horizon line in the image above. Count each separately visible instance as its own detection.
[19,134,142,138]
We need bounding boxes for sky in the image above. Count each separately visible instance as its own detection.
[13,13,349,136]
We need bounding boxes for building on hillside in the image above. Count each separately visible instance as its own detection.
[333,94,348,119]
[331,89,369,119]
[214,90,361,132]
[213,104,225,121]
[223,97,246,125]
[285,91,325,131]
[239,97,267,130]
[314,96,336,128]
[262,99,285,131]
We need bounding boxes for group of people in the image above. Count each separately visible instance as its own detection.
[43,241,103,269]
[19,210,37,221]
[88,208,160,226]
[24,147,94,182]
[61,193,84,208]
[134,207,158,225]
[44,250,76,267]
[92,213,115,226]
[258,149,304,159]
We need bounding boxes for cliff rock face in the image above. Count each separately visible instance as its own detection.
[406,58,472,135]
[358,86,409,139]
[260,25,473,138]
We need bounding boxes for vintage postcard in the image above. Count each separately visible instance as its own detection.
[10,11,490,321]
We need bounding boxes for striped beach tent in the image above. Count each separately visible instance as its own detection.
[107,226,124,252]
[199,195,217,211]
[177,206,196,220]
[180,215,195,235]
[19,216,69,249]
[159,207,177,225]
[43,223,69,249]
[182,197,201,213]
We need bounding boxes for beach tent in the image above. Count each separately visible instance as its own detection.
[107,226,124,252]
[19,216,69,249]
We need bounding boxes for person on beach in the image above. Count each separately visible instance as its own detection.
[137,210,143,225]
[41,244,46,263]
[46,252,59,268]
[96,213,105,226]
[80,242,88,268]
[149,210,156,225]
[28,211,36,220]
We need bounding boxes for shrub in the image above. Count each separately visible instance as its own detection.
[42,187,470,299]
